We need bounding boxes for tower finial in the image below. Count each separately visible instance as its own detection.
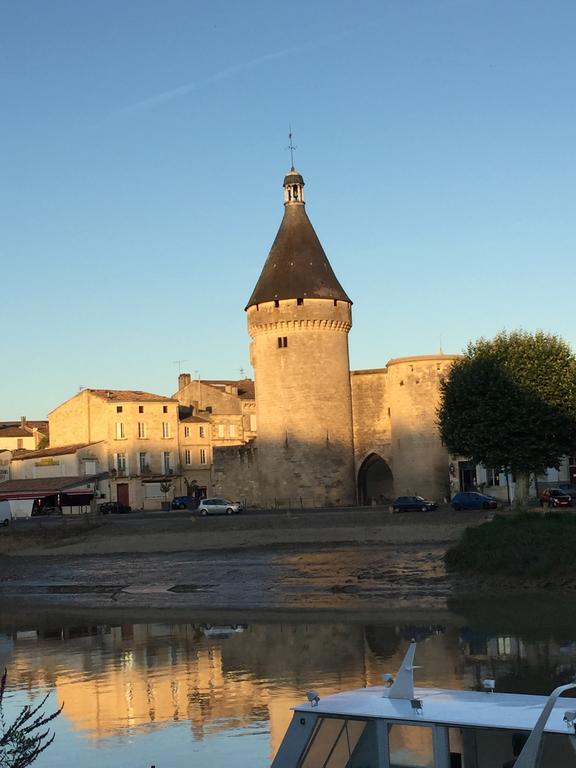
[288,122,296,169]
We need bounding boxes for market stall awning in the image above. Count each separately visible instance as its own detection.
[0,474,106,501]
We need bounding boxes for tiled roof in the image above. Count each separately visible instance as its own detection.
[89,389,176,403]
[246,175,351,308]
[180,415,211,424]
[0,427,32,438]
[10,442,103,461]
[0,421,48,431]
[201,379,255,400]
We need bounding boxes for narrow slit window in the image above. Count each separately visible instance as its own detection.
[277,337,288,348]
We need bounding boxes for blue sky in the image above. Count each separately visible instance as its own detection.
[2,0,575,419]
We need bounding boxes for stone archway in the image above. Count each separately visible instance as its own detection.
[357,453,394,505]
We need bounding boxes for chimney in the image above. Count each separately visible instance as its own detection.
[20,416,27,429]
[178,373,191,389]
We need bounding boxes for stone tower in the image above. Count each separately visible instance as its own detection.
[246,168,356,506]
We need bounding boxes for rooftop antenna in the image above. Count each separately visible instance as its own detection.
[240,367,245,379]
[439,335,444,355]
[288,123,297,169]
[173,359,187,374]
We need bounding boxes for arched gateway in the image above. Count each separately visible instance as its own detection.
[357,453,394,505]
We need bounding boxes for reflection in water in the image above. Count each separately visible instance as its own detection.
[1,614,576,767]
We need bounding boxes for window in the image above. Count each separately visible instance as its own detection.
[299,718,373,768]
[388,723,434,767]
[217,424,225,438]
[138,421,147,439]
[297,298,303,305]
[163,452,171,474]
[116,453,126,473]
[115,422,125,439]
[200,449,206,465]
[184,426,190,438]
[116,406,123,413]
[139,452,147,473]
[139,405,144,414]
[199,426,205,438]
[274,300,280,308]
[184,449,191,465]
[486,468,501,486]
[229,424,237,438]
[277,336,288,348]
[162,422,171,438]
[163,405,168,414]
[497,636,512,656]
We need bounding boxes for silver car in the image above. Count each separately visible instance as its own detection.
[197,498,242,516]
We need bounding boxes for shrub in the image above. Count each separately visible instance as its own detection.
[445,513,576,578]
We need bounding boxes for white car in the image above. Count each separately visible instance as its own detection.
[0,500,12,527]
[197,498,242,516]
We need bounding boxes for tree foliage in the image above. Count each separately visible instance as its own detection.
[0,669,62,768]
[438,331,576,476]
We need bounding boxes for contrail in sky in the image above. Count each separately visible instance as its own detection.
[104,22,383,122]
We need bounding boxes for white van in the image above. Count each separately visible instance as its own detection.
[0,500,12,527]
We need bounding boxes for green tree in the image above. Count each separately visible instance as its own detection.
[438,331,576,505]
[1,668,62,767]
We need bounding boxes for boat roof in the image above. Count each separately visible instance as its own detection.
[293,686,576,736]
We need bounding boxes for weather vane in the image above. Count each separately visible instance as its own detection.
[288,123,296,168]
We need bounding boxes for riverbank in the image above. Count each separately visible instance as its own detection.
[2,508,574,616]
[0,507,479,557]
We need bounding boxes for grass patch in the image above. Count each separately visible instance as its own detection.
[445,512,576,578]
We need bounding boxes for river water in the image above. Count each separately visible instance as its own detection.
[1,596,576,768]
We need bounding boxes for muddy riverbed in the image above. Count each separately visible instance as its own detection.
[0,508,559,615]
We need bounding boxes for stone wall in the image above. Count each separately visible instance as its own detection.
[386,355,457,501]
[247,297,356,506]
[351,368,393,469]
[211,442,260,505]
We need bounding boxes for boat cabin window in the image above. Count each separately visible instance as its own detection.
[388,723,435,767]
[447,727,575,768]
[298,717,378,768]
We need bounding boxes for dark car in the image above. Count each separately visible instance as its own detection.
[556,484,576,502]
[451,492,498,511]
[391,496,438,513]
[540,488,572,508]
[98,501,132,515]
[171,496,191,510]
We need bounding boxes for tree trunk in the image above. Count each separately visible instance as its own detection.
[514,472,530,509]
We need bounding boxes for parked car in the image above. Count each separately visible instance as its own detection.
[451,492,498,511]
[171,496,192,510]
[539,488,572,508]
[391,496,438,513]
[556,484,576,502]
[197,498,242,516]
[0,501,11,527]
[98,501,132,515]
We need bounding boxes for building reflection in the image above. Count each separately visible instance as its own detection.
[1,620,576,759]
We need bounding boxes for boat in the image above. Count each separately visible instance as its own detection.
[272,641,576,767]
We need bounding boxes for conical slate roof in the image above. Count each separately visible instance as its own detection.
[246,174,351,309]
